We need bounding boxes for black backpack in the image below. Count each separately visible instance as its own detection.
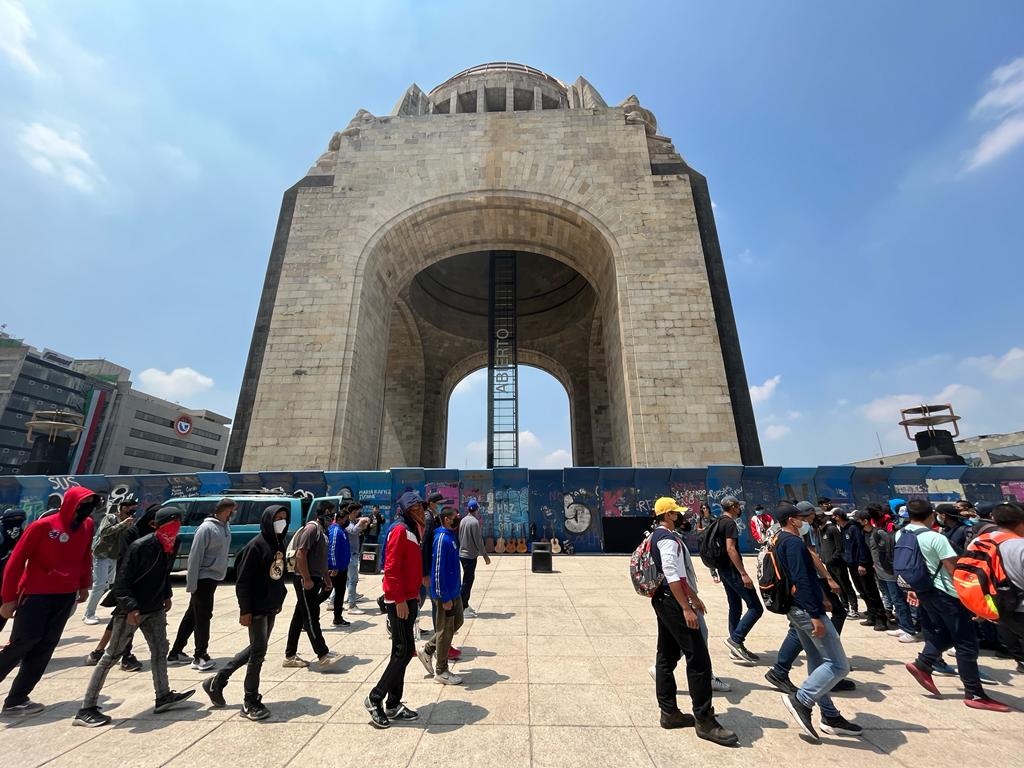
[757,533,794,614]
[698,517,726,569]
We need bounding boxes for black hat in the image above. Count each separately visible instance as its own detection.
[155,506,183,527]
[853,509,872,523]
[775,502,801,524]
[426,492,445,505]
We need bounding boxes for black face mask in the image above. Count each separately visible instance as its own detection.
[2,525,22,542]
[71,497,99,530]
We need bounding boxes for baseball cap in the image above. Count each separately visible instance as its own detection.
[775,502,801,524]
[467,497,479,510]
[794,501,816,515]
[155,506,184,526]
[426,492,445,505]
[653,497,688,517]
[720,495,739,510]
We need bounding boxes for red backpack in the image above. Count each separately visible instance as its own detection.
[953,531,1023,621]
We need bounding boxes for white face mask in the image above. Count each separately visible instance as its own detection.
[273,519,287,534]
[799,521,812,537]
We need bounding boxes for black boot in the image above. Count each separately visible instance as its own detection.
[660,710,695,729]
[696,715,739,746]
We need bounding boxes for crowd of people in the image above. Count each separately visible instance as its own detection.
[0,486,1022,743]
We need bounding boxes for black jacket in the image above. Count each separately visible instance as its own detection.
[235,505,289,616]
[113,532,174,615]
[421,511,440,578]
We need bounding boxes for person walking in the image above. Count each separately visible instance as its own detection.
[167,497,234,670]
[711,495,763,663]
[365,491,425,729]
[0,508,27,633]
[0,487,96,718]
[900,499,1010,711]
[83,494,139,625]
[344,502,370,611]
[836,509,886,630]
[859,509,917,642]
[327,503,352,627]
[72,506,195,727]
[202,505,289,720]
[774,502,862,742]
[987,503,1024,673]
[284,501,340,669]
[819,508,858,617]
[418,506,465,684]
[458,497,490,618]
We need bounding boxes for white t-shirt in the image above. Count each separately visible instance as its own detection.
[656,531,699,594]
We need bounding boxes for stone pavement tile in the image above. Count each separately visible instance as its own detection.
[529,684,632,726]
[461,633,529,657]
[286,722,422,767]
[328,681,441,723]
[528,617,587,636]
[527,634,593,657]
[599,652,656,686]
[636,725,768,766]
[254,680,358,720]
[530,725,655,768]
[0,712,110,768]
[283,653,386,683]
[45,718,222,768]
[92,675,234,721]
[411,724,530,767]
[566,590,616,607]
[590,634,655,657]
[452,652,528,687]
[471,615,528,634]
[863,723,1024,766]
[430,682,530,725]
[582,617,645,637]
[529,656,609,685]
[165,722,322,768]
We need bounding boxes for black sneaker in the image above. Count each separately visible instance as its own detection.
[363,694,390,729]
[72,706,112,728]
[695,715,739,746]
[84,649,104,666]
[385,702,419,721]
[241,699,271,721]
[660,709,695,729]
[333,618,351,627]
[377,596,387,614]
[1016,661,1024,675]
[120,654,142,672]
[723,637,759,664]
[764,668,798,695]
[781,693,819,741]
[385,619,392,638]
[831,678,856,692]
[1,700,45,718]
[820,713,863,736]
[154,689,196,713]
[166,650,190,665]
[202,677,226,708]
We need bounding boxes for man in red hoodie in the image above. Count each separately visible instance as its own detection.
[0,486,96,718]
[364,491,424,729]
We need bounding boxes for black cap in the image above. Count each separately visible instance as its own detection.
[853,510,872,522]
[155,506,184,526]
[775,502,801,524]
[426,492,445,505]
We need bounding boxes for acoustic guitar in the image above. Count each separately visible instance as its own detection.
[516,524,528,554]
[494,523,506,554]
[540,526,549,544]
[550,536,562,554]
[484,518,495,554]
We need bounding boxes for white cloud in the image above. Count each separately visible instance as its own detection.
[458,431,571,468]
[519,430,542,452]
[764,424,791,441]
[451,368,486,398]
[965,56,1024,172]
[860,384,980,425]
[138,367,215,402]
[539,448,572,468]
[0,0,39,75]
[156,143,201,182]
[964,346,1024,381]
[17,122,105,193]
[749,374,781,404]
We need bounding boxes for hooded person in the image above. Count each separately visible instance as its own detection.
[73,506,195,727]
[364,491,425,729]
[0,508,27,632]
[0,487,97,717]
[935,503,970,555]
[283,499,339,669]
[202,504,290,720]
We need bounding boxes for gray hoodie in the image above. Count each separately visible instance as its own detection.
[186,516,231,592]
[458,513,486,559]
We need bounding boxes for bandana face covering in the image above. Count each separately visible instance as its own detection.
[155,520,181,553]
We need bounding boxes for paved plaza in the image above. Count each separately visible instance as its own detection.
[2,554,1022,767]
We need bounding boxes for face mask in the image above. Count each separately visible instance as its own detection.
[964,518,976,527]
[273,519,287,534]
[155,521,181,553]
[3,525,22,541]
[800,521,812,537]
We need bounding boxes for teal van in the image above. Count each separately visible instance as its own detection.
[162,492,309,572]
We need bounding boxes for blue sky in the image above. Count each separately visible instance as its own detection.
[1,1,1022,469]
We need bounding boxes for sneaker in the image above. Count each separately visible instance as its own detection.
[417,647,435,676]
[764,668,798,695]
[964,695,1012,713]
[820,713,863,736]
[435,670,463,685]
[385,619,393,638]
[202,677,226,708]
[72,706,112,727]
[317,651,342,668]
[1,700,45,718]
[448,647,462,661]
[897,632,922,643]
[120,654,142,673]
[463,606,477,618]
[723,637,759,664]
[932,660,957,676]
[1016,660,1024,675]
[905,662,940,695]
[846,610,861,618]
[385,702,419,721]
[886,628,904,637]
[191,656,216,672]
[781,692,819,741]
[241,700,271,721]
[332,617,351,627]
[84,649,104,666]
[364,695,390,729]
[695,715,739,746]
[83,615,101,626]
[648,665,656,681]
[711,676,732,692]
[377,596,387,614]
[153,689,195,713]
[283,656,309,668]
[660,709,695,729]
[831,678,856,692]
[166,650,190,666]
[873,622,889,632]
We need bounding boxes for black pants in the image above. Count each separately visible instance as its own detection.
[0,593,76,707]
[332,586,345,624]
[286,577,329,658]
[826,560,858,613]
[847,563,884,621]
[215,614,275,704]
[460,557,478,609]
[651,588,714,721]
[171,578,218,658]
[370,599,418,709]
[998,611,1024,664]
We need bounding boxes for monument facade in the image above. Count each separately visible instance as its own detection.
[226,62,762,471]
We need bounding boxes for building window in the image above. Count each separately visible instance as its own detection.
[987,443,1024,465]
[129,427,219,456]
[123,446,216,470]
[135,409,222,441]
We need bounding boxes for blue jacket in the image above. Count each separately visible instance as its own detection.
[328,521,351,571]
[429,525,461,603]
[777,531,826,618]
[842,521,869,566]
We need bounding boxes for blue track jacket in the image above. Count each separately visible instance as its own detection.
[328,521,351,571]
[429,525,461,603]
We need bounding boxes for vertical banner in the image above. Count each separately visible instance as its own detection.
[561,467,604,552]
[425,468,461,512]
[888,467,930,501]
[197,472,232,496]
[778,467,818,504]
[634,468,673,518]
[813,466,855,512]
[493,467,530,542]
[324,472,361,500]
[357,471,392,517]
[852,467,892,508]
[925,466,967,502]
[529,469,565,544]
[600,468,637,517]
[460,469,494,536]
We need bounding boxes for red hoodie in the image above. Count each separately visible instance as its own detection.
[382,520,422,604]
[1,486,94,604]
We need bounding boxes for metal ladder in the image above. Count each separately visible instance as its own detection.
[487,251,518,468]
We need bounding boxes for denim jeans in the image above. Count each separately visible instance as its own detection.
[788,607,850,718]
[878,579,915,634]
[718,567,764,644]
[345,558,360,608]
[772,589,845,677]
[83,610,170,708]
[84,557,116,619]
[215,613,275,704]
[916,589,983,698]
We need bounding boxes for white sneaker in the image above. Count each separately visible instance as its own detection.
[82,615,101,626]
[897,632,922,643]
[435,670,463,685]
[463,607,477,618]
[283,656,309,668]
[318,651,342,669]
[417,648,434,676]
[648,665,656,681]
[885,629,904,637]
[711,676,732,692]
[190,656,216,671]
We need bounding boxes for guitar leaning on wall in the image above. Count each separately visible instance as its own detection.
[494,524,506,554]
[516,524,528,554]
[484,518,495,554]
[550,536,562,554]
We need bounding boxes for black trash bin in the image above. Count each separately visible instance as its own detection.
[359,543,380,574]
[531,542,552,573]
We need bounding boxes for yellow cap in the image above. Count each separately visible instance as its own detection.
[654,497,688,517]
